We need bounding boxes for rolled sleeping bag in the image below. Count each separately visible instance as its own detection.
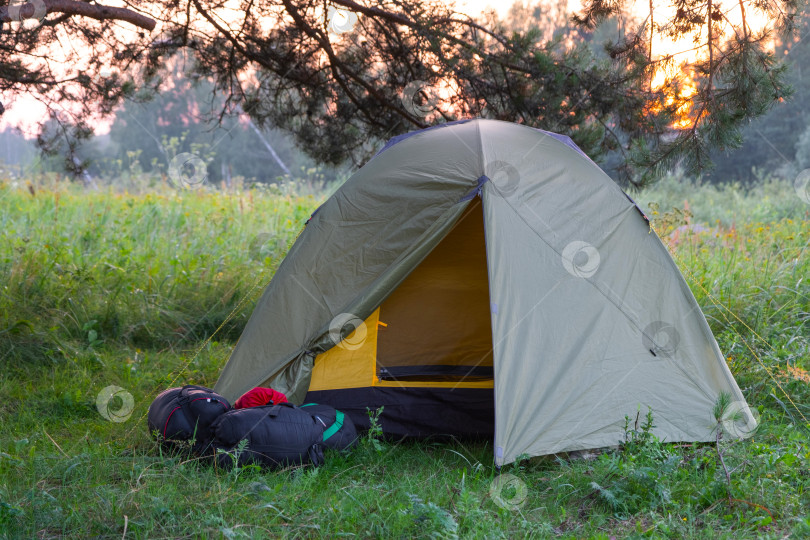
[209,403,325,469]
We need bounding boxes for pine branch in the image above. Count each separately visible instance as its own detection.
[0,0,156,31]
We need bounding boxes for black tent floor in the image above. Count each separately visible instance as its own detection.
[303,386,494,438]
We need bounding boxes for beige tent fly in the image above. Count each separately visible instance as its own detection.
[215,119,753,466]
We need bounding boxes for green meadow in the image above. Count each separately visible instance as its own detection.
[1,174,808,538]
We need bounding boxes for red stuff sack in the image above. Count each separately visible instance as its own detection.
[233,387,288,409]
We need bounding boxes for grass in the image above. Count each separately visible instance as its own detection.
[0,175,320,362]
[1,173,809,538]
[633,171,810,226]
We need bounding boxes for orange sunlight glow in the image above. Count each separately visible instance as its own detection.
[671,83,699,130]
[640,0,773,129]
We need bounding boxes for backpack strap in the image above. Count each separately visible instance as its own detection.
[300,404,344,441]
[177,387,197,425]
[322,410,344,442]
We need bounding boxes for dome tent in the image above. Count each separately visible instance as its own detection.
[214,119,752,466]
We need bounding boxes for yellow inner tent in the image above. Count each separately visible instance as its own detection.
[309,198,494,391]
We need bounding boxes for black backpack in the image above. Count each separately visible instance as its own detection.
[147,385,230,453]
[300,403,358,451]
[210,403,325,469]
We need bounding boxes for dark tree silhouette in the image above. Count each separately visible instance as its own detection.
[0,0,803,185]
